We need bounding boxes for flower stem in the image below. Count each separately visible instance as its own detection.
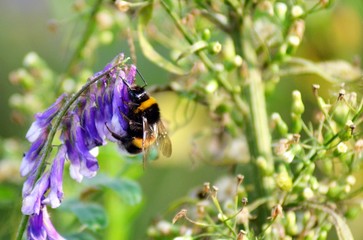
[15,58,128,240]
[62,0,104,81]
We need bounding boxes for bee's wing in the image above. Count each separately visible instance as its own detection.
[142,116,151,167]
[156,121,172,157]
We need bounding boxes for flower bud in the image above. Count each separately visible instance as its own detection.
[333,102,350,126]
[303,187,314,200]
[338,120,354,141]
[275,2,287,20]
[276,166,293,192]
[291,90,305,115]
[202,28,211,41]
[115,0,130,12]
[206,80,219,94]
[318,230,328,240]
[286,211,298,235]
[24,52,45,68]
[291,113,302,133]
[291,5,304,18]
[345,206,361,219]
[334,142,348,156]
[271,113,288,137]
[208,41,222,54]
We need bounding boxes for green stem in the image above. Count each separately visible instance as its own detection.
[231,13,273,228]
[15,58,128,240]
[64,0,103,77]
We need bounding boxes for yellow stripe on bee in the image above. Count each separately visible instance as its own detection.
[135,97,157,113]
[132,136,156,149]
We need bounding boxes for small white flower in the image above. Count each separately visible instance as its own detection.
[337,142,348,153]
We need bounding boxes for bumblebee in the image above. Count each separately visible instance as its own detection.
[107,75,172,164]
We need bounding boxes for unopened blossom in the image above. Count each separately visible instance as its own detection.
[20,53,136,238]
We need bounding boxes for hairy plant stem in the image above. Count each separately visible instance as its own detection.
[15,59,128,240]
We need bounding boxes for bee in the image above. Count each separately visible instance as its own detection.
[106,72,172,164]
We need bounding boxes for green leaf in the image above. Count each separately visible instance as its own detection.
[138,3,186,75]
[84,174,142,205]
[176,41,208,62]
[64,232,97,240]
[283,58,362,83]
[307,203,354,240]
[62,200,108,231]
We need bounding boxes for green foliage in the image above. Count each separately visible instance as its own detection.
[6,0,363,239]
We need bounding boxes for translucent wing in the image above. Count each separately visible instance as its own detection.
[156,121,172,157]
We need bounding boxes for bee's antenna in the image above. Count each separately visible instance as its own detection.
[136,68,148,87]
[121,76,132,89]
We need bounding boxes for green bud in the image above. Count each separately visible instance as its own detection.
[15,69,36,90]
[327,182,344,199]
[271,113,288,137]
[215,103,231,115]
[202,28,211,41]
[345,206,361,219]
[208,41,222,54]
[291,5,304,18]
[292,90,305,115]
[338,120,354,141]
[286,211,298,235]
[291,113,302,133]
[309,176,319,190]
[333,102,350,126]
[23,52,46,68]
[276,166,293,192]
[303,187,314,200]
[275,2,287,20]
[317,230,328,240]
[306,162,315,175]
[206,80,218,94]
[317,97,329,115]
[303,211,311,225]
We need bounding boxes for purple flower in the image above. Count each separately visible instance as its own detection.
[28,206,65,240]
[26,94,67,143]
[22,171,49,215]
[42,145,67,208]
[20,54,137,238]
[20,127,49,177]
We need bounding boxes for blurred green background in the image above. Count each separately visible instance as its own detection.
[1,0,363,239]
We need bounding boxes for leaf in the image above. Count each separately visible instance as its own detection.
[62,200,108,231]
[138,3,186,75]
[176,41,208,62]
[316,60,362,82]
[64,232,97,240]
[283,58,362,83]
[84,174,142,205]
[307,203,354,240]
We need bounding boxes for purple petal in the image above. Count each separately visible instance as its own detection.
[28,209,46,240]
[20,128,49,177]
[74,125,99,178]
[26,94,67,142]
[28,206,65,240]
[42,145,66,208]
[22,172,50,215]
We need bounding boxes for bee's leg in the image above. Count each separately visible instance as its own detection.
[105,123,123,141]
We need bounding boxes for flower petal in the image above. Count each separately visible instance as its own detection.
[42,145,66,208]
[22,172,50,215]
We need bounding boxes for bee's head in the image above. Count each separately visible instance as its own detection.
[127,85,149,102]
